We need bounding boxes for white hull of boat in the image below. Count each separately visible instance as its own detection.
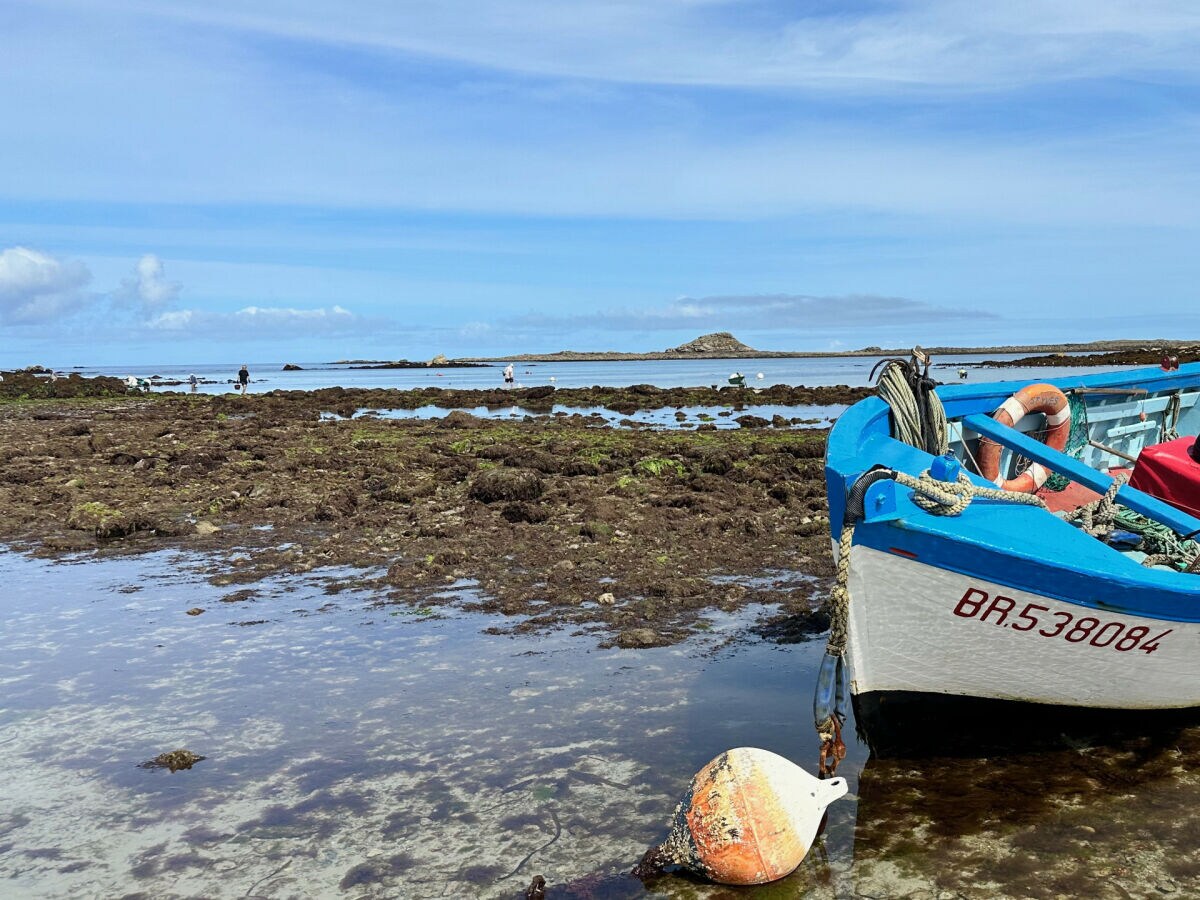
[846,546,1200,709]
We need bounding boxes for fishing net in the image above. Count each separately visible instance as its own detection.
[1011,393,1090,492]
[1113,507,1200,571]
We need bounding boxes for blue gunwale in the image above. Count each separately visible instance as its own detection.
[825,362,1200,620]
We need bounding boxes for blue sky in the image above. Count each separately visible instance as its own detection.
[3,0,1200,366]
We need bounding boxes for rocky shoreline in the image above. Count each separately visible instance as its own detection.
[321,335,1199,366]
[459,338,1198,363]
[980,346,1199,368]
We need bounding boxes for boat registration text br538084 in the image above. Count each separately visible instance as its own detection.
[951,587,1171,654]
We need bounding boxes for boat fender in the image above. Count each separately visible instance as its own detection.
[633,748,848,886]
[812,652,850,735]
[977,383,1071,493]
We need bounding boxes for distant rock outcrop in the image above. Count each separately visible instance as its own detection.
[427,354,449,367]
[282,363,303,371]
[667,332,754,354]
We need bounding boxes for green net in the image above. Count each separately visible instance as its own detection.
[1113,507,1200,571]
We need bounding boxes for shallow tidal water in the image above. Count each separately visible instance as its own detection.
[75,353,1124,395]
[320,403,847,430]
[3,550,1200,899]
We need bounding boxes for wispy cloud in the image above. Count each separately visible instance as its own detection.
[147,304,363,338]
[5,1,1200,226]
[0,246,93,325]
[506,293,991,333]
[44,0,1200,90]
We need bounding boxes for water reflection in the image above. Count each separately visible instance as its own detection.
[320,403,845,429]
[0,550,858,899]
[3,550,1199,899]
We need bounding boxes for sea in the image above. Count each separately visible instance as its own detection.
[4,350,1184,899]
[70,351,1123,394]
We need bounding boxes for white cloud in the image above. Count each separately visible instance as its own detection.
[117,253,181,312]
[148,309,194,330]
[0,246,92,325]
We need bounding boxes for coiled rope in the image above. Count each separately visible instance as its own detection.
[873,357,949,456]
[1073,472,1128,537]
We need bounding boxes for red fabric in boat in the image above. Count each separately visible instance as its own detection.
[1038,480,1102,514]
[1128,437,1200,518]
[1035,468,1131,514]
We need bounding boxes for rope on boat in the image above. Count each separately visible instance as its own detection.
[818,465,1049,776]
[892,469,1049,516]
[873,357,949,456]
[826,470,1047,657]
[1073,472,1128,537]
[1162,391,1182,443]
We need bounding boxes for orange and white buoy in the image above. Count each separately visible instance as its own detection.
[635,747,847,885]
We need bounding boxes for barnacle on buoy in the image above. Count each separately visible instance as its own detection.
[635,747,846,886]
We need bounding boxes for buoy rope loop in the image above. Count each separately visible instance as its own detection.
[825,524,855,657]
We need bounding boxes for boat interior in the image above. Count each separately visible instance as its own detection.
[946,375,1200,570]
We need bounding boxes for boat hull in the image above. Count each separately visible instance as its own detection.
[851,689,1200,757]
[846,545,1200,709]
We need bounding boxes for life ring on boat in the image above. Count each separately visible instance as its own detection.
[976,383,1071,493]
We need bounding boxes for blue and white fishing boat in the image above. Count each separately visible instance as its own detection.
[818,353,1200,757]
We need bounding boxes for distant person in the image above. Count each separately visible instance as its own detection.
[188,373,199,392]
[503,363,514,387]
[958,368,968,380]
[237,364,250,395]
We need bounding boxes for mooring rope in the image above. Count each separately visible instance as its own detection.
[826,469,1047,654]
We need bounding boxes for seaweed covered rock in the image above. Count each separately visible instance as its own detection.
[66,502,146,539]
[0,371,129,400]
[468,468,544,503]
[139,748,206,772]
[438,410,483,429]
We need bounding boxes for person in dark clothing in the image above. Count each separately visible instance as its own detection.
[238,365,250,395]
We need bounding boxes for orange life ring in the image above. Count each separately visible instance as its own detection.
[976,383,1071,493]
